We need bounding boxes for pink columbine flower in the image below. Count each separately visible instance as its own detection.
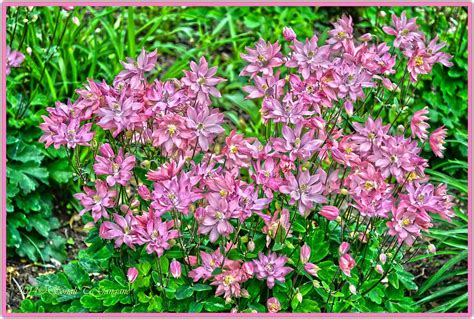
[387,202,428,246]
[267,297,281,313]
[127,267,138,283]
[304,263,321,277]
[243,74,285,100]
[188,248,225,282]
[211,269,244,300]
[53,119,95,149]
[282,27,296,41]
[114,48,158,89]
[134,216,179,257]
[411,107,430,141]
[280,169,327,216]
[286,35,331,79]
[300,244,311,263]
[186,105,224,151]
[405,48,437,82]
[434,184,455,221]
[222,130,253,168]
[271,124,322,161]
[338,242,350,255]
[74,180,116,222]
[99,213,135,249]
[429,126,447,158]
[6,46,25,75]
[93,144,136,186]
[382,11,423,48]
[182,57,225,105]
[240,39,283,78]
[97,94,143,137]
[339,253,356,277]
[327,15,353,50]
[319,205,339,221]
[351,117,390,155]
[253,252,293,289]
[152,114,194,154]
[170,260,182,278]
[198,193,238,243]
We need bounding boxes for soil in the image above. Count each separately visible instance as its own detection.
[6,214,88,313]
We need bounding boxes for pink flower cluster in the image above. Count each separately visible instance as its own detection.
[39,11,455,312]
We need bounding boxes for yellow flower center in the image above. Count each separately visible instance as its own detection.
[167,124,177,136]
[229,145,238,154]
[415,56,424,66]
[402,218,411,226]
[223,274,235,286]
[337,31,347,39]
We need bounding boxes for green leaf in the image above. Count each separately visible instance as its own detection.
[192,283,212,292]
[64,261,90,288]
[296,299,320,312]
[189,301,203,313]
[147,295,163,312]
[175,286,193,300]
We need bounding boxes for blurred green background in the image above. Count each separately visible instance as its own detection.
[5,5,468,312]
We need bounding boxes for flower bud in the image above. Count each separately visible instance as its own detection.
[127,267,138,283]
[267,297,281,313]
[242,262,254,276]
[304,263,320,277]
[358,33,372,42]
[31,15,38,22]
[379,253,387,264]
[338,242,350,255]
[379,11,387,17]
[185,255,198,266]
[72,16,80,26]
[240,235,249,244]
[344,100,353,117]
[349,284,357,295]
[231,307,238,313]
[427,244,436,254]
[340,188,348,195]
[282,27,296,41]
[300,243,311,263]
[241,288,250,298]
[247,240,255,252]
[296,291,303,303]
[312,280,321,288]
[319,205,339,221]
[375,264,384,274]
[26,47,32,55]
[170,259,182,278]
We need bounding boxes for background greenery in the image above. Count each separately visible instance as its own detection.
[6,5,468,312]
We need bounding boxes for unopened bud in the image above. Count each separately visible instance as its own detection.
[379,253,387,265]
[296,291,303,303]
[349,284,357,295]
[375,264,384,274]
[427,244,436,254]
[340,188,348,195]
[247,240,255,252]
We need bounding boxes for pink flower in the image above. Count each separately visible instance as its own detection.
[127,267,138,283]
[243,74,285,99]
[411,107,430,141]
[188,249,225,282]
[170,260,182,278]
[6,46,25,75]
[271,124,322,161]
[253,252,293,289]
[134,215,179,257]
[429,126,447,158]
[211,269,243,299]
[282,27,296,41]
[152,114,194,154]
[339,253,356,277]
[351,117,390,155]
[186,105,224,151]
[182,57,225,105]
[240,39,283,78]
[222,130,253,168]
[198,193,238,243]
[387,202,431,246]
[338,242,350,255]
[382,11,423,48]
[304,263,321,277]
[262,208,291,246]
[300,244,311,263]
[97,94,143,137]
[53,119,95,149]
[405,48,437,82]
[327,15,353,50]
[151,171,202,216]
[267,297,281,313]
[286,36,331,79]
[279,169,327,216]
[74,180,116,222]
[99,213,136,249]
[93,144,136,186]
[319,205,339,221]
[434,184,455,221]
[114,48,158,89]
